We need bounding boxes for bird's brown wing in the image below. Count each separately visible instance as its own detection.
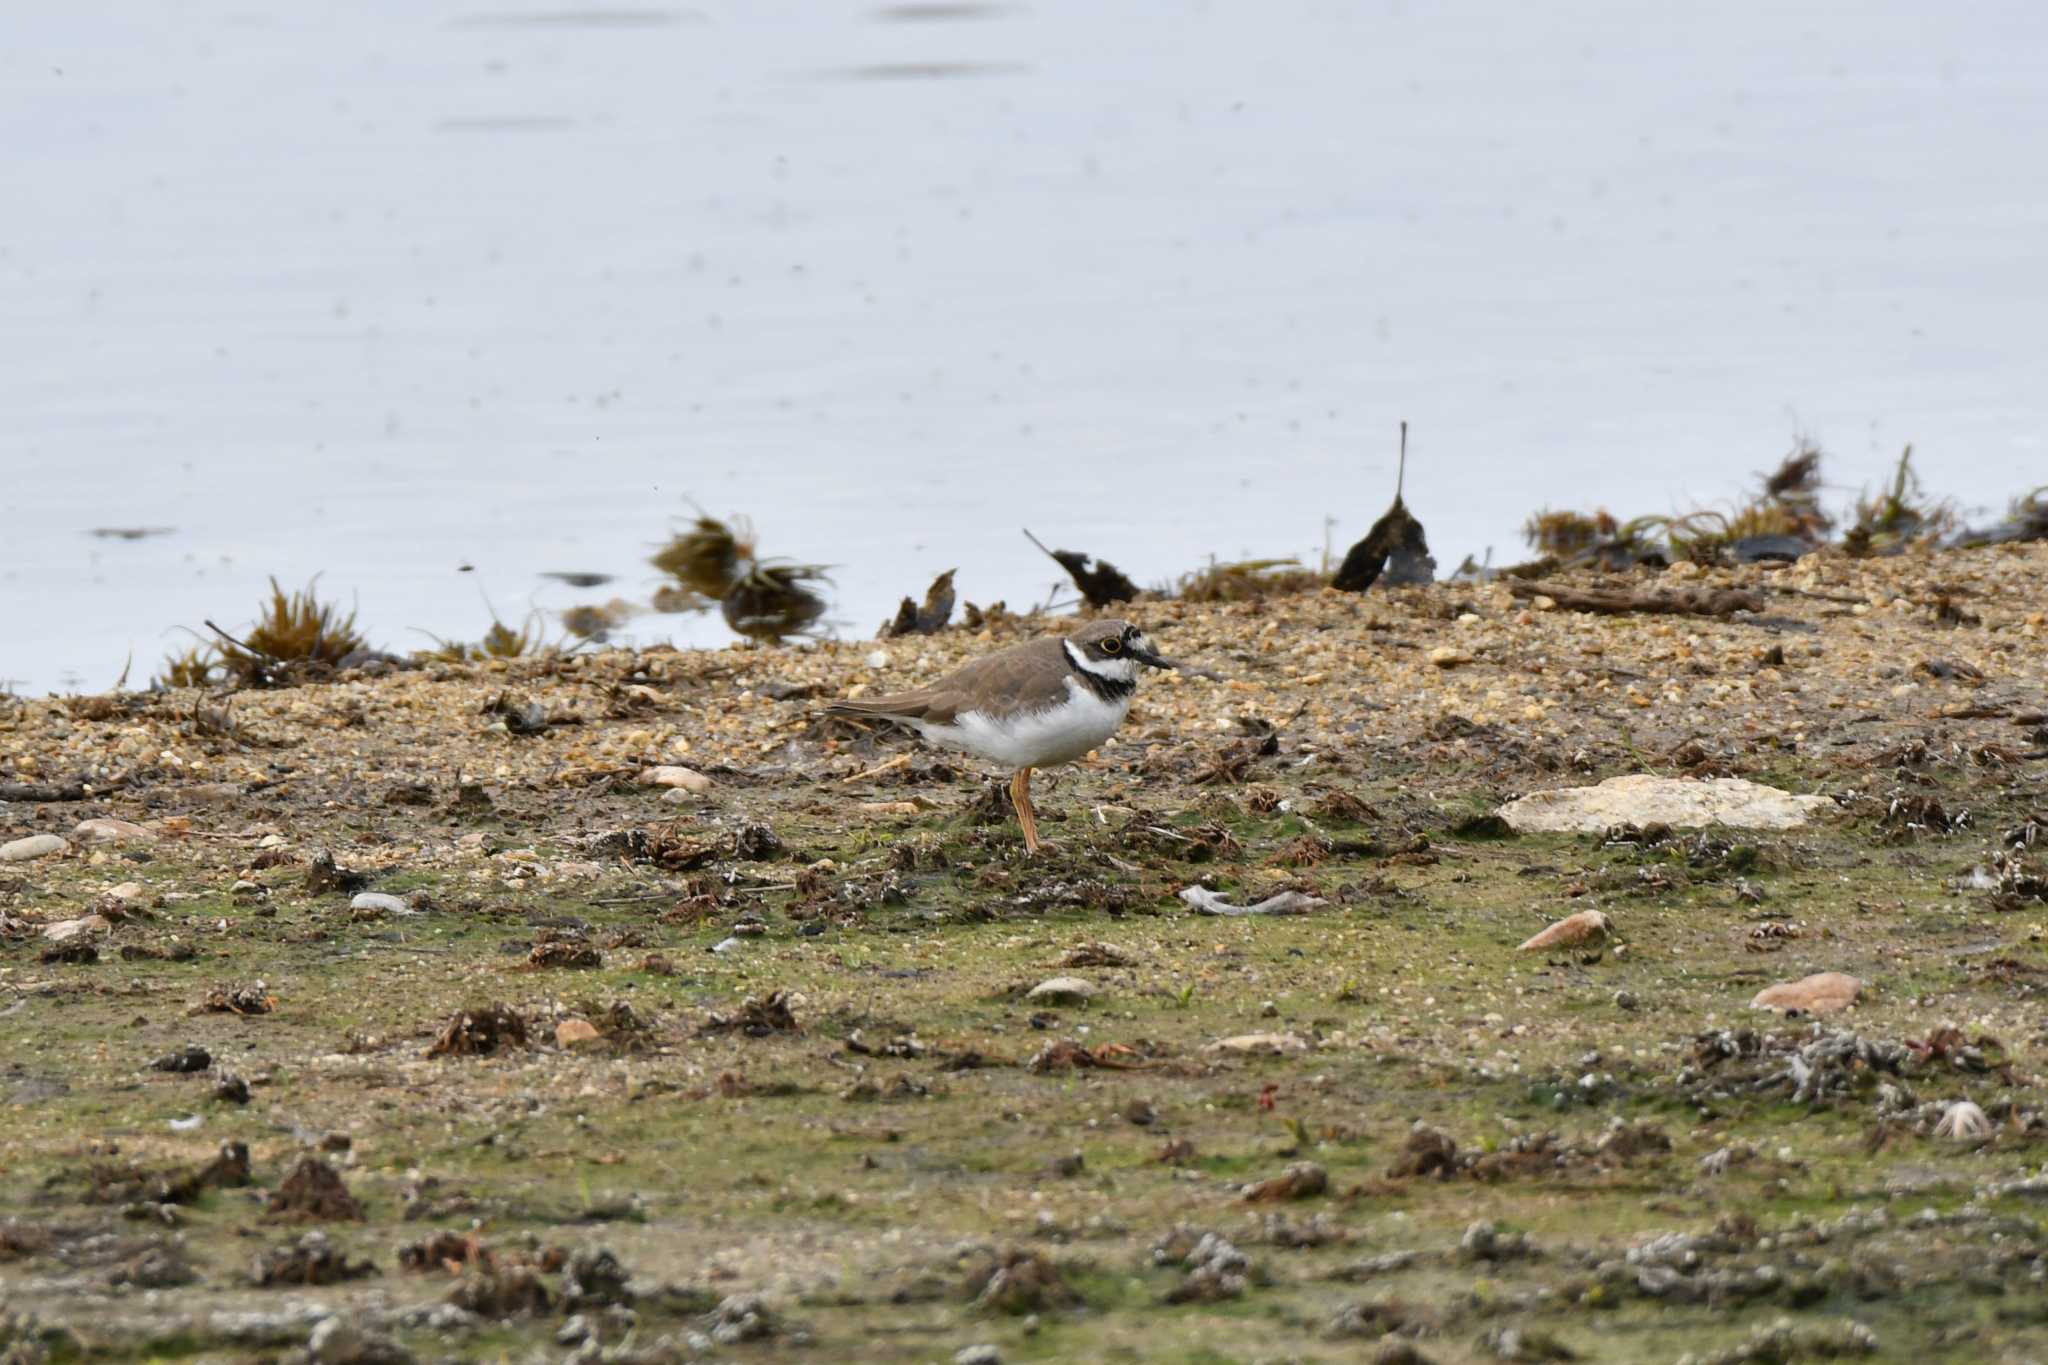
[823,636,1069,726]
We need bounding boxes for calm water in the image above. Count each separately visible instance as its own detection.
[6,2,2044,694]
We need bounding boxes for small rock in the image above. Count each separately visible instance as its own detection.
[0,834,68,862]
[1025,977,1096,1006]
[1243,1161,1328,1201]
[308,1315,415,1365]
[956,1347,1002,1365]
[151,1045,212,1073]
[42,913,111,943]
[349,892,413,918]
[1517,910,1610,952]
[1613,990,1638,1011]
[556,1018,602,1048]
[1934,1100,1991,1141]
[1459,1220,1534,1263]
[1496,775,1830,834]
[1428,646,1474,668]
[74,818,155,844]
[638,765,712,794]
[1205,1032,1308,1055]
[1750,972,1862,1016]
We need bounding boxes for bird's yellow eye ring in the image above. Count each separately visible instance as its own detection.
[1101,638,1122,654]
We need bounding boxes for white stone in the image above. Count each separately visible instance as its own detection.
[638,765,712,793]
[1205,1032,1310,1055]
[349,892,414,917]
[1025,976,1097,1005]
[42,913,111,943]
[1496,775,1831,834]
[73,818,155,843]
[0,834,69,862]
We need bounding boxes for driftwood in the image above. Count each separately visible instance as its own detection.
[1507,580,1764,617]
[0,783,90,803]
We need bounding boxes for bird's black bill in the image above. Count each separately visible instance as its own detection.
[1127,641,1174,670]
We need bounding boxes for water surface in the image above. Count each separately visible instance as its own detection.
[5,1,2043,692]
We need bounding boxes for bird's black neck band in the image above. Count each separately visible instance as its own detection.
[1063,642,1136,704]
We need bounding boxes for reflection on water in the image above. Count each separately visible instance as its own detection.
[4,0,2044,695]
[451,9,701,27]
[873,4,1022,21]
[825,61,1029,80]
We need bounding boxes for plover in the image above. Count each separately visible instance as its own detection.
[825,618,1173,853]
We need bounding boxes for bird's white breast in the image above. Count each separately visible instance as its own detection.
[913,677,1129,769]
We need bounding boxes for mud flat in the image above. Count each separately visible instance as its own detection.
[3,544,2046,1362]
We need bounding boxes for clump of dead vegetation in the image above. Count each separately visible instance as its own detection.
[1843,444,1957,556]
[650,510,831,641]
[1176,558,1326,604]
[419,608,550,662]
[1333,422,1434,591]
[1495,437,2027,575]
[155,578,373,689]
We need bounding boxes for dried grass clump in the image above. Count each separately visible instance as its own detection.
[561,598,639,642]
[155,577,369,689]
[236,578,365,667]
[722,563,829,641]
[1176,558,1326,604]
[1522,509,1618,559]
[651,515,755,599]
[650,511,830,642]
[1845,445,1955,555]
[155,643,220,689]
[419,611,547,663]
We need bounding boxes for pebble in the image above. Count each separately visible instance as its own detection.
[349,892,413,918]
[308,1316,416,1365]
[639,765,712,794]
[1750,971,1862,1016]
[0,834,68,862]
[1517,910,1611,951]
[73,818,155,844]
[1025,977,1097,1006]
[1205,1032,1309,1055]
[1497,774,1832,834]
[865,648,890,669]
[42,913,110,943]
[556,1018,602,1048]
[1428,646,1474,668]
[956,1348,1002,1365]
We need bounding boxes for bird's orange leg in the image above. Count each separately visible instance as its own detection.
[1009,767,1042,854]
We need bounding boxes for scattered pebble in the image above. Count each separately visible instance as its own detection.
[1497,775,1832,833]
[1025,977,1097,1006]
[42,914,111,944]
[1749,972,1862,1016]
[1205,1032,1309,1055]
[73,818,156,843]
[639,765,712,794]
[0,833,68,862]
[1517,910,1610,951]
[556,1018,602,1048]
